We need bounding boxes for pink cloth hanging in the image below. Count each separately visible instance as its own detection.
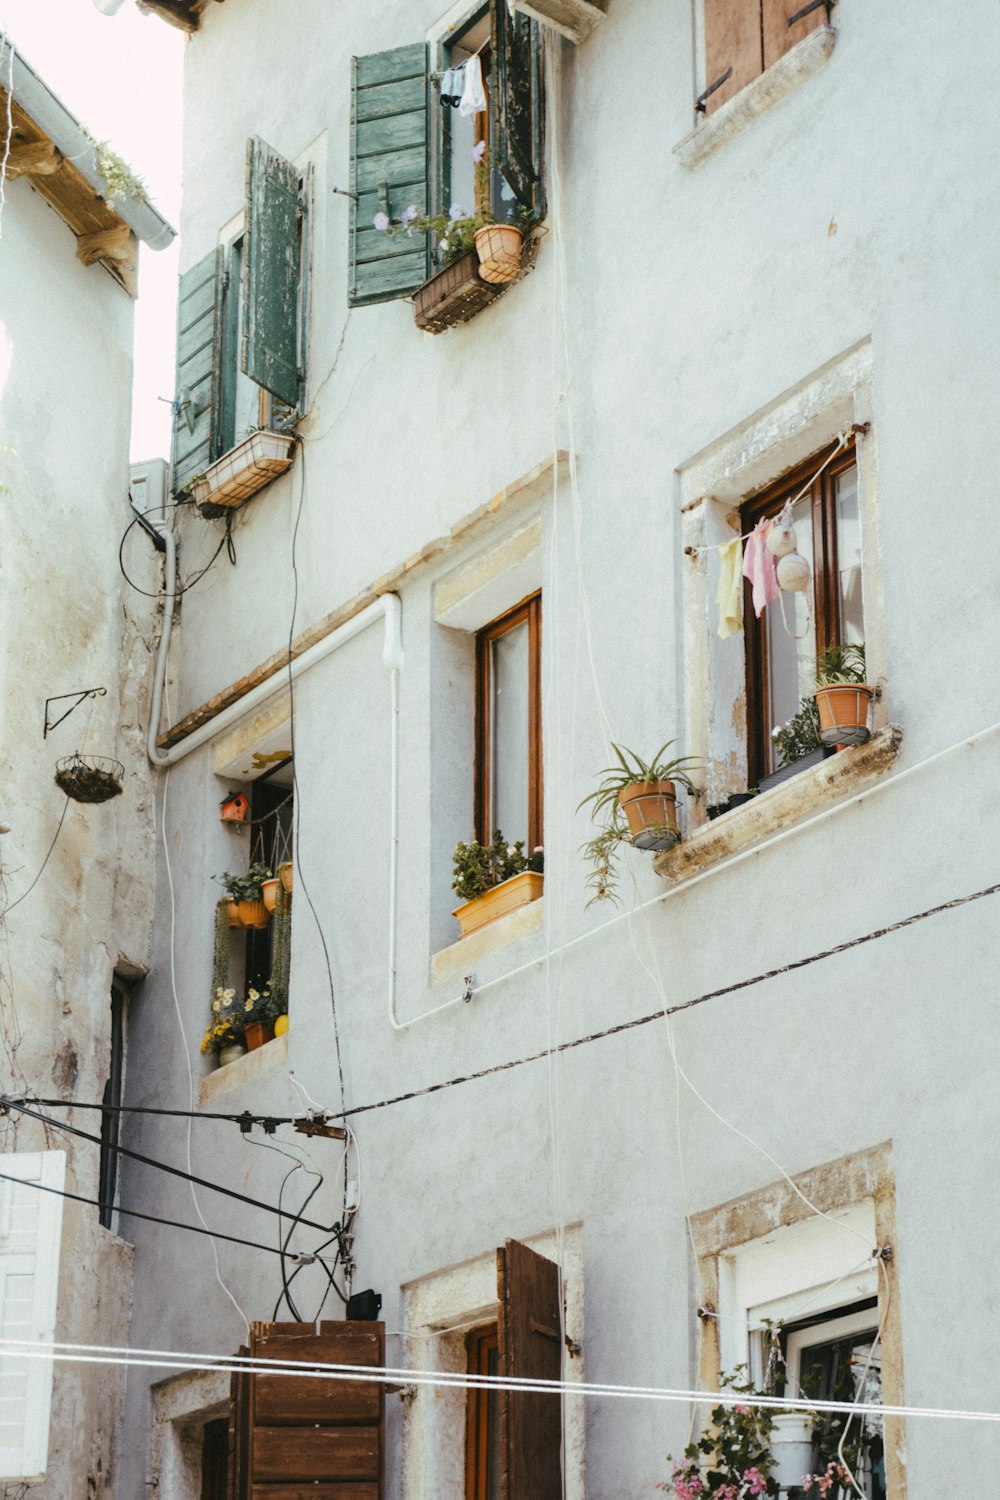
[742,518,781,618]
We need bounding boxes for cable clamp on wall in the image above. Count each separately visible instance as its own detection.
[462,974,476,1003]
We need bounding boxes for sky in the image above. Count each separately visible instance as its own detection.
[2,0,184,461]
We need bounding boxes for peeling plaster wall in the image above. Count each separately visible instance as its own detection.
[0,174,159,1497]
[119,3,1000,1498]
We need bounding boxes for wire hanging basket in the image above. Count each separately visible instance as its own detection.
[55,754,124,804]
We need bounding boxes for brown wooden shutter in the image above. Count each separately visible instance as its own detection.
[702,0,764,115]
[229,1321,384,1499]
[497,1240,562,1500]
[761,0,827,68]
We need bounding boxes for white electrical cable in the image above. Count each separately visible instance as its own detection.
[0,36,13,241]
[0,1337,994,1425]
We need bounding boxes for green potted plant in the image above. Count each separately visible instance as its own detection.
[813,642,872,746]
[659,1368,779,1498]
[201,987,247,1067]
[214,862,273,930]
[451,829,544,938]
[578,742,701,904]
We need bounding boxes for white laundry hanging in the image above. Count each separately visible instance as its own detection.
[459,53,487,117]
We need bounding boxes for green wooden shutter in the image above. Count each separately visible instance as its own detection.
[171,248,223,496]
[244,136,302,408]
[349,43,429,307]
[493,4,545,218]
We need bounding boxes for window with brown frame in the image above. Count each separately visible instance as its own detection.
[700,0,829,115]
[465,1324,501,1500]
[475,593,542,850]
[199,1416,229,1500]
[743,440,863,787]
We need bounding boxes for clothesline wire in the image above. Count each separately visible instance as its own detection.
[1,1337,997,1426]
[685,427,862,556]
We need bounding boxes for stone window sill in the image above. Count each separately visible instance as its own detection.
[673,26,836,173]
[199,1031,288,1105]
[192,429,296,511]
[432,895,545,986]
[653,726,902,885]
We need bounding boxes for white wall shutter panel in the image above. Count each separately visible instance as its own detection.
[0,1151,65,1483]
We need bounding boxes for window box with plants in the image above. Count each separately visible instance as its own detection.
[452,829,544,938]
[190,429,296,511]
[579,743,701,904]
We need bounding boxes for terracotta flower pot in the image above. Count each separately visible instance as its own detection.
[474,223,523,284]
[244,1020,275,1051]
[261,877,279,913]
[274,1013,289,1037]
[453,870,544,939]
[617,781,680,851]
[813,684,874,747]
[278,861,293,895]
[227,899,243,929]
[237,898,270,930]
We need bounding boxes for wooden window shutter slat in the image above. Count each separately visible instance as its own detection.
[243,137,302,408]
[492,4,545,218]
[227,1349,251,1500]
[171,247,223,496]
[349,44,429,307]
[761,0,827,69]
[227,1320,384,1499]
[497,1240,562,1500]
[702,0,764,115]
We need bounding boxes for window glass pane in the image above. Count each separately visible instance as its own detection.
[835,465,865,644]
[763,492,815,774]
[486,1344,501,1500]
[491,621,529,842]
[798,1328,884,1500]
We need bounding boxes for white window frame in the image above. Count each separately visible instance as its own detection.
[0,1150,66,1483]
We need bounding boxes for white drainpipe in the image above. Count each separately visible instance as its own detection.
[144,520,404,1022]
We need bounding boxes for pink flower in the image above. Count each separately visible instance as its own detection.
[373,211,389,231]
[472,139,487,163]
[449,202,464,220]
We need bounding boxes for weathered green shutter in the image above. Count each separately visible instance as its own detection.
[493,4,545,218]
[171,248,222,496]
[349,43,429,307]
[243,136,302,408]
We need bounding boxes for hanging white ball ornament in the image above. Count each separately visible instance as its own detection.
[767,526,797,558]
[776,550,811,592]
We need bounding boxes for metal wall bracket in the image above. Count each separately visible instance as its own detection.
[43,687,106,740]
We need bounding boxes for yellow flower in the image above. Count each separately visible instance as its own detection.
[212,1000,221,1012]
[245,999,253,1010]
[248,988,259,1001]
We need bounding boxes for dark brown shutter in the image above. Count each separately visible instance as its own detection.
[228,1349,252,1500]
[702,0,764,115]
[497,1240,562,1500]
[228,1321,384,1499]
[761,0,827,68]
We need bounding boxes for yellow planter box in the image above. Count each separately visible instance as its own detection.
[452,871,544,938]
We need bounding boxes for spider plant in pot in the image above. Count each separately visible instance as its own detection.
[813,642,872,747]
[578,742,701,904]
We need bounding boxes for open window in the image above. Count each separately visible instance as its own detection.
[171,137,306,505]
[743,438,863,789]
[349,3,544,326]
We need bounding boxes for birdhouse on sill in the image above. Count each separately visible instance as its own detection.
[220,791,250,825]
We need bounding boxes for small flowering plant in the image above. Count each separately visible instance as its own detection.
[802,1462,853,1496]
[373,142,521,268]
[242,983,279,1028]
[201,986,246,1054]
[452,828,544,903]
[659,1371,779,1500]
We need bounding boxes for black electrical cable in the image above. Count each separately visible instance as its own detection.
[0,1166,300,1260]
[12,1096,302,1127]
[285,439,347,1113]
[241,1133,324,1321]
[4,1099,340,1235]
[0,794,71,921]
[117,506,231,602]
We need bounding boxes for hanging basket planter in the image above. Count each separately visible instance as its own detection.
[54,754,124,804]
[617,780,681,852]
[261,877,279,914]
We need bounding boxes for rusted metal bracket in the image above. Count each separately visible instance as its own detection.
[43,687,106,740]
[696,68,732,114]
[292,1109,347,1142]
[788,0,834,25]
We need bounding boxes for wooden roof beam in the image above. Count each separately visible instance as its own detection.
[6,140,61,179]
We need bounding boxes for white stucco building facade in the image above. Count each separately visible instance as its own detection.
[12,0,998,1496]
[0,40,173,1499]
